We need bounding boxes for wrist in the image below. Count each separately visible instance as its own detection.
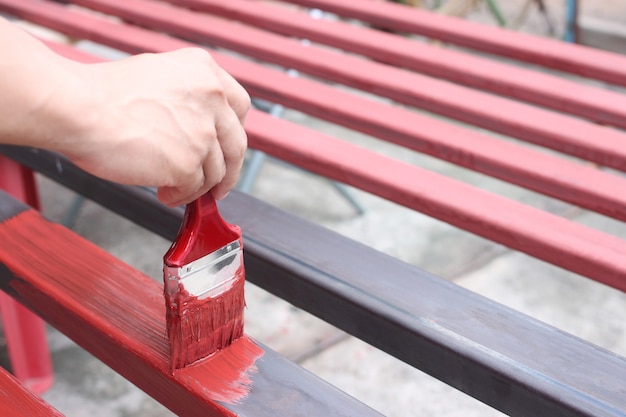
[0,19,104,164]
[31,59,100,156]
[0,55,97,156]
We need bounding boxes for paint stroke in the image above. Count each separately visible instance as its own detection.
[176,336,264,404]
[0,367,64,417]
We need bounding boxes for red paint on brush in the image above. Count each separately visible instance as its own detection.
[0,209,263,415]
[166,267,245,372]
[164,193,246,372]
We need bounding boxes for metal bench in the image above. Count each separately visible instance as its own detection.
[1,1,625,416]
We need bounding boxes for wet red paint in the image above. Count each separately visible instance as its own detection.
[176,335,263,404]
[166,268,245,372]
[0,209,263,415]
[0,366,64,417]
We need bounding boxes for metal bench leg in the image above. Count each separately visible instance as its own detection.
[0,294,54,393]
[237,102,284,194]
[238,150,268,194]
[242,101,365,213]
[61,194,85,228]
[0,156,54,394]
[328,181,366,214]
[564,0,579,43]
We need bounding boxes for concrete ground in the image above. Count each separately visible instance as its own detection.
[2,1,626,416]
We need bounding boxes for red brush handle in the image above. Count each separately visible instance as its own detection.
[163,193,241,268]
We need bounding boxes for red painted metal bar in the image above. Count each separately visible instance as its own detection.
[0,156,54,394]
[5,3,626,226]
[0,157,40,209]
[280,0,626,87]
[0,366,64,417]
[165,0,626,129]
[0,196,382,417]
[0,294,53,393]
[51,0,626,143]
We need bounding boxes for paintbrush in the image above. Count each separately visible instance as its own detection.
[163,192,245,372]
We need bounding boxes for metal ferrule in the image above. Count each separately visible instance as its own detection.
[164,239,243,300]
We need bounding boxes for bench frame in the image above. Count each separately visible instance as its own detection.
[2,147,626,417]
[1,0,626,416]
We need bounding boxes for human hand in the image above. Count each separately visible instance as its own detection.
[65,48,249,207]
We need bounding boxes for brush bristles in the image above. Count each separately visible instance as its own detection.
[165,270,245,372]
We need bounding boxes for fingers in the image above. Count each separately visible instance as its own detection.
[156,165,207,208]
[150,48,249,207]
[177,47,250,123]
[215,66,251,125]
[158,116,245,207]
[211,106,247,200]
[158,107,244,207]
[180,50,248,202]
[158,140,227,207]
[204,58,249,201]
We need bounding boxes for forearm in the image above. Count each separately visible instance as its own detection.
[0,17,89,151]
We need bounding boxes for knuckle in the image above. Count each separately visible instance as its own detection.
[174,154,203,181]
[201,80,227,101]
[182,47,213,62]
[237,89,251,115]
[202,125,219,143]
[216,160,227,179]
[235,135,248,159]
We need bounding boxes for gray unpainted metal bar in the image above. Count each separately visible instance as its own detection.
[3,145,626,417]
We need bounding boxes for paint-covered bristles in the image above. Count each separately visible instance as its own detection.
[165,270,245,372]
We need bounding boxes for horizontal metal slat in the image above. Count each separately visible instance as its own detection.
[0,367,63,417]
[281,0,626,87]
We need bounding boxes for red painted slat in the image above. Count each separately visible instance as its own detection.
[0,367,64,417]
[58,0,626,143]
[0,206,381,417]
[165,0,626,129]
[281,0,626,87]
[4,3,626,224]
